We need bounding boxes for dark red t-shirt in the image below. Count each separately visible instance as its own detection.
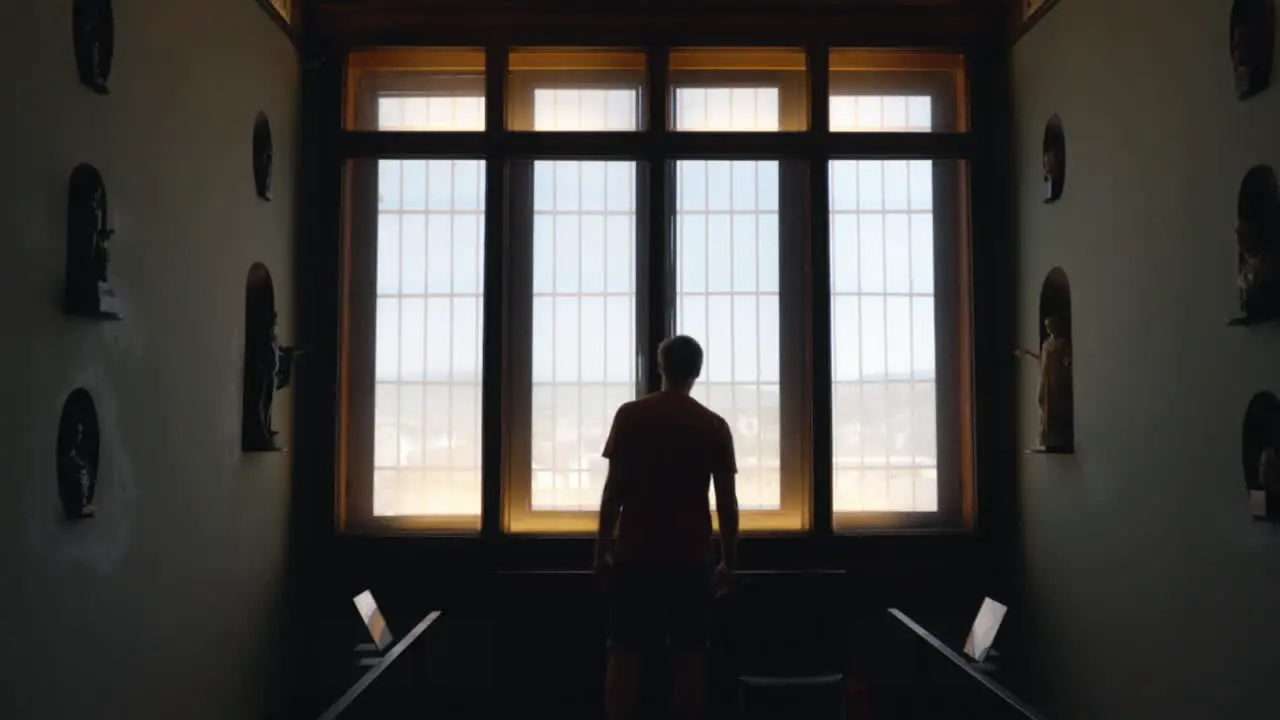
[602,391,737,569]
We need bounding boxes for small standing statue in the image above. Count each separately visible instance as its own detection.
[57,419,97,520]
[1259,444,1280,491]
[1042,147,1058,201]
[243,309,294,451]
[1015,315,1074,452]
[65,164,121,318]
[1233,165,1280,323]
[72,0,114,95]
[253,113,274,201]
[1252,443,1280,518]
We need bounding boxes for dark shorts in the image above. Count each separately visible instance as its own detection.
[608,563,714,651]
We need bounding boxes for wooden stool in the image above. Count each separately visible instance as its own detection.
[737,673,846,720]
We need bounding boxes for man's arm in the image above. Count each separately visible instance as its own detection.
[711,419,739,570]
[595,465,624,567]
[595,406,628,568]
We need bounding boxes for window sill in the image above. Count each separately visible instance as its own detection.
[332,527,983,573]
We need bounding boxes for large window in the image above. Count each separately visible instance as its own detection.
[340,47,971,535]
[371,158,486,520]
[526,160,637,513]
[829,159,938,514]
[675,159,782,512]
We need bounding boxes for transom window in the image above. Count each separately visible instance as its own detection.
[340,47,971,535]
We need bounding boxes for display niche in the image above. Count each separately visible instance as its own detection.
[242,263,293,452]
[65,163,121,319]
[1231,0,1276,100]
[1016,267,1074,454]
[1230,165,1280,326]
[57,388,100,520]
[72,0,114,94]
[253,112,273,201]
[1243,391,1280,520]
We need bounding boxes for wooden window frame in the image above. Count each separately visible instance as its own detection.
[824,50,972,531]
[256,0,299,42]
[336,46,974,538]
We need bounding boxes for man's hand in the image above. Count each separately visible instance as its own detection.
[715,562,734,599]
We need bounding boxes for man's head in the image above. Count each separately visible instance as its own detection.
[658,335,704,391]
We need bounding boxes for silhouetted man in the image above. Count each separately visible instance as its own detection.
[593,335,739,720]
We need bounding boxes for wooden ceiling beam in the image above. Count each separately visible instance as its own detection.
[314,3,1002,51]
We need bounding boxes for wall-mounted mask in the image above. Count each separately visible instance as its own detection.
[1231,0,1276,100]
[72,0,114,94]
[253,112,274,201]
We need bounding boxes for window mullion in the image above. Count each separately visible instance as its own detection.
[503,161,535,531]
[481,45,509,537]
[807,44,833,536]
[778,73,813,528]
[644,46,671,395]
[344,160,380,528]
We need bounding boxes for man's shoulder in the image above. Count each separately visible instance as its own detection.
[615,396,645,416]
[700,404,730,429]
[626,392,728,428]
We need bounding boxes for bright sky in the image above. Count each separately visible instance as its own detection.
[374,155,938,384]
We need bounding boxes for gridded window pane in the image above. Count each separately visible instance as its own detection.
[346,49,485,131]
[509,49,645,131]
[830,160,938,514]
[669,48,807,131]
[827,49,964,133]
[373,159,486,516]
[676,160,781,512]
[829,95,933,132]
[379,96,485,132]
[674,88,780,131]
[531,161,637,511]
[532,89,639,131]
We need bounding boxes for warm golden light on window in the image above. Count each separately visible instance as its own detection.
[508,49,645,132]
[372,159,486,520]
[828,49,964,133]
[828,159,940,515]
[345,49,486,132]
[339,46,973,535]
[669,48,807,132]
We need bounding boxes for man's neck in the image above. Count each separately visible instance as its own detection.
[660,381,693,395]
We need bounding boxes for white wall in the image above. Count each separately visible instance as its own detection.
[0,0,297,716]
[1013,0,1280,717]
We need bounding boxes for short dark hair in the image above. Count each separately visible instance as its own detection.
[658,335,704,386]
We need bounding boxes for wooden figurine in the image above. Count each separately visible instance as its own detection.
[1016,315,1074,452]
